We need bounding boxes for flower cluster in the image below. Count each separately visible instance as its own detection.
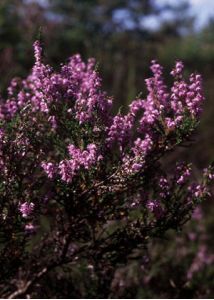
[59,143,100,183]
[41,144,101,183]
[19,202,35,218]
[0,42,112,126]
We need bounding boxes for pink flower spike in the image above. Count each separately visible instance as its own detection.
[19,202,35,218]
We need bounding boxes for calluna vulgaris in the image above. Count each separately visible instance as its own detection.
[0,41,213,298]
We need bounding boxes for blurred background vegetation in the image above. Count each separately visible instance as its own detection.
[0,0,214,297]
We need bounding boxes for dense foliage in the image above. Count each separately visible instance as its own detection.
[0,42,213,298]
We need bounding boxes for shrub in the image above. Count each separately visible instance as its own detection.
[0,41,213,298]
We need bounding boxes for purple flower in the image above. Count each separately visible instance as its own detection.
[176,163,191,185]
[25,223,36,233]
[147,200,163,219]
[33,40,42,64]
[41,162,56,179]
[59,143,100,183]
[132,134,153,157]
[19,202,35,218]
[170,61,184,78]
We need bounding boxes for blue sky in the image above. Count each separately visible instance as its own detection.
[113,0,214,32]
[32,0,214,31]
[189,0,214,27]
[154,0,214,29]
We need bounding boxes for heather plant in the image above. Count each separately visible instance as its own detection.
[0,41,213,298]
[116,204,214,299]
